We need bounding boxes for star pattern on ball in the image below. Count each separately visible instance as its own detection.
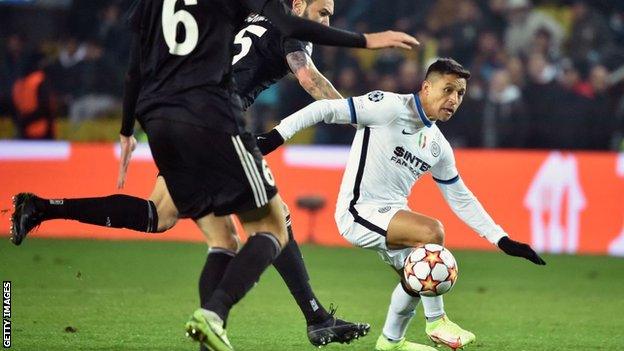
[448,266,458,283]
[423,250,444,268]
[404,259,416,276]
[419,275,440,293]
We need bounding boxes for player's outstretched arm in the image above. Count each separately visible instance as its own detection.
[434,172,546,265]
[255,98,352,155]
[255,91,402,155]
[258,0,418,49]
[287,51,342,100]
[120,34,141,138]
[117,34,141,189]
[497,237,546,265]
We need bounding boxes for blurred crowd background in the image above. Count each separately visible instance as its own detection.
[1,0,624,150]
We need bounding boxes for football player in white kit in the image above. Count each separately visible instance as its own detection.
[256,58,546,351]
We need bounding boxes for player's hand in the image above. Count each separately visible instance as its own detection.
[364,31,419,50]
[117,134,137,189]
[255,129,284,155]
[497,236,546,265]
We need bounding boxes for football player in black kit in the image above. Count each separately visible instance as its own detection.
[9,0,418,350]
[189,0,371,349]
[185,0,370,349]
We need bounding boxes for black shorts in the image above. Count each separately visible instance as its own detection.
[143,118,278,219]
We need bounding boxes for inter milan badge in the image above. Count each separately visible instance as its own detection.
[368,90,384,102]
[431,141,441,157]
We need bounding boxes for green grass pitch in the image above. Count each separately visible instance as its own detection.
[1,238,623,350]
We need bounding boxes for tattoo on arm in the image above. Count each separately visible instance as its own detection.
[287,50,343,100]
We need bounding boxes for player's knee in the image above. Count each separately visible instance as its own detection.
[155,212,177,232]
[270,228,289,248]
[149,197,179,232]
[206,233,239,252]
[425,219,445,245]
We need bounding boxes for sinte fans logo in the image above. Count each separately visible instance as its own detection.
[367,91,384,102]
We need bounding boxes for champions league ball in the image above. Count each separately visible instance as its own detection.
[403,244,458,296]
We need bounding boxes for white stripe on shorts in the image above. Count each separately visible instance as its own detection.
[236,136,268,205]
[231,136,262,207]
[231,136,268,208]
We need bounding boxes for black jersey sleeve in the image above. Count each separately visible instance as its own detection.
[283,37,307,56]
[120,34,141,136]
[241,0,270,13]
[259,0,366,48]
[125,0,144,32]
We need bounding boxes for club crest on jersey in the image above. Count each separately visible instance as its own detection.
[431,141,441,157]
[378,206,391,213]
[368,91,384,102]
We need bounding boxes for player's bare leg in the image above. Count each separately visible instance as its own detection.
[148,176,179,232]
[385,210,445,248]
[186,194,287,351]
[378,211,475,350]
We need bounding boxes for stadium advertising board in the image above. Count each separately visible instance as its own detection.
[0,141,622,256]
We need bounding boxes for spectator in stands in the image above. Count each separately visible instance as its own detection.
[442,0,482,64]
[482,69,528,148]
[1,34,28,117]
[504,0,563,57]
[549,59,593,149]
[523,52,562,148]
[471,30,505,82]
[558,58,593,99]
[505,56,526,89]
[396,59,421,94]
[96,2,129,67]
[567,0,614,67]
[68,40,121,123]
[586,64,615,149]
[531,26,560,61]
[11,53,56,139]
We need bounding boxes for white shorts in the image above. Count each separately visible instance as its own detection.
[339,203,413,270]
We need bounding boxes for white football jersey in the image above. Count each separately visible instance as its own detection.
[333,91,457,234]
[275,91,507,245]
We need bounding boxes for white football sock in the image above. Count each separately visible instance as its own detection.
[382,283,420,341]
[421,295,445,320]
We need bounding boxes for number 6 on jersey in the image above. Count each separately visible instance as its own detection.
[162,0,199,56]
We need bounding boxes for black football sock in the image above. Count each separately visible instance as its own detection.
[199,248,236,306]
[199,248,235,351]
[204,233,281,323]
[273,219,331,325]
[35,195,158,232]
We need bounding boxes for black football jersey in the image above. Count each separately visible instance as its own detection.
[232,14,312,110]
[126,0,269,133]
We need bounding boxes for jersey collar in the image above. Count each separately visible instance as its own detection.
[412,93,433,128]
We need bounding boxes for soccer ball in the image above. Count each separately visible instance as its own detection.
[403,244,458,296]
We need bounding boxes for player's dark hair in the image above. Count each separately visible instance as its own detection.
[425,58,471,80]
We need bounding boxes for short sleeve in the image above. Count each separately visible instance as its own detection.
[430,139,459,184]
[348,91,402,127]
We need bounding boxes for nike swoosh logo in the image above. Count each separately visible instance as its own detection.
[402,129,416,135]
